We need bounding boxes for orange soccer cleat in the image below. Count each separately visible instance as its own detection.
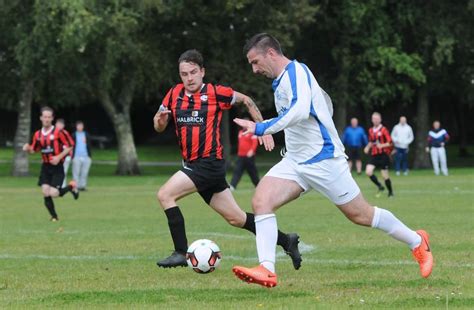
[68,180,79,200]
[412,230,434,278]
[232,265,278,288]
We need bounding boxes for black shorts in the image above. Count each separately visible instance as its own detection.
[347,147,361,160]
[369,153,390,170]
[180,158,229,204]
[38,163,65,189]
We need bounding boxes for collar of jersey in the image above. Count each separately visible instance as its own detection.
[372,124,383,132]
[41,126,55,135]
[184,83,205,97]
[272,60,295,91]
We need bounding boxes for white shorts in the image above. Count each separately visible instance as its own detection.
[265,156,360,205]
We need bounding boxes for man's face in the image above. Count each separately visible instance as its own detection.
[351,118,358,127]
[179,61,205,93]
[56,122,64,130]
[76,123,84,131]
[246,48,275,79]
[400,116,407,125]
[372,114,381,126]
[433,121,440,129]
[40,111,54,128]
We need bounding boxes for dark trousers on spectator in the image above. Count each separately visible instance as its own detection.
[230,156,260,189]
[394,148,408,173]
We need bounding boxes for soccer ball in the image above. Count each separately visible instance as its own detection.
[186,239,222,274]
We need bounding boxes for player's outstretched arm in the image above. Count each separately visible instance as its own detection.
[233,91,274,151]
[233,92,264,122]
[153,105,171,133]
[50,146,73,165]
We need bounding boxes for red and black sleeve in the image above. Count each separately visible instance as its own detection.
[58,130,73,148]
[63,130,75,148]
[162,87,174,109]
[30,131,41,152]
[215,85,235,110]
[383,127,392,145]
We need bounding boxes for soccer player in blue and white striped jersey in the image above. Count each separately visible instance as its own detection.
[232,33,433,287]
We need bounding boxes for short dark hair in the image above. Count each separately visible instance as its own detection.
[40,106,54,116]
[178,49,204,68]
[76,120,84,126]
[56,118,65,124]
[243,33,283,56]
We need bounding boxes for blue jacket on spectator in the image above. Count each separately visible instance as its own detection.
[342,126,368,148]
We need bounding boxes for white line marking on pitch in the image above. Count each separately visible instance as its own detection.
[0,254,471,269]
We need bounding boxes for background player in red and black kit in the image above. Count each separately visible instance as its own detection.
[23,107,79,221]
[364,112,394,197]
[230,117,260,190]
[153,49,301,269]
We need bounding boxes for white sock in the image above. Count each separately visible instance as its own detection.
[371,207,422,250]
[255,214,277,273]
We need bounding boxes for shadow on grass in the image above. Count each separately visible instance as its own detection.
[30,288,311,306]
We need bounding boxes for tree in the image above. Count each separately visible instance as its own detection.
[391,0,470,168]
[297,0,425,133]
[0,0,37,176]
[29,0,167,175]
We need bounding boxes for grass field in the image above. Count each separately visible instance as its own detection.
[1,158,473,308]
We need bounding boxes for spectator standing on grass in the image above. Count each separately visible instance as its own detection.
[342,117,368,175]
[230,117,260,190]
[426,120,449,176]
[72,121,92,191]
[391,116,414,176]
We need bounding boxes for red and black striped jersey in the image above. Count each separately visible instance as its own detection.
[368,125,392,156]
[63,129,74,157]
[162,83,235,162]
[30,126,74,164]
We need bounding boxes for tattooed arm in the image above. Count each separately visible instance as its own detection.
[233,91,274,151]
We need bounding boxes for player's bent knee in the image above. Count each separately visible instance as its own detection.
[251,195,268,212]
[49,189,59,197]
[157,187,172,207]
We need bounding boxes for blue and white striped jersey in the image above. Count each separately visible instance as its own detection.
[254,60,345,164]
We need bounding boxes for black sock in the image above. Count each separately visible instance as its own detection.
[164,207,188,254]
[369,175,382,188]
[385,179,393,194]
[59,185,72,197]
[44,197,57,219]
[242,212,290,250]
[242,212,256,234]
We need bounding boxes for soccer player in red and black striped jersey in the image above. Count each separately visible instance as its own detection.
[153,49,301,269]
[23,107,79,221]
[364,112,394,197]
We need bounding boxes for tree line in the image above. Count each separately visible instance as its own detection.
[1,0,472,175]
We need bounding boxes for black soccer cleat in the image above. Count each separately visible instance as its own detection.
[68,181,80,200]
[72,190,79,200]
[284,233,302,270]
[157,251,187,268]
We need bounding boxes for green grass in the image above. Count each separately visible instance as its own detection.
[0,162,473,308]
